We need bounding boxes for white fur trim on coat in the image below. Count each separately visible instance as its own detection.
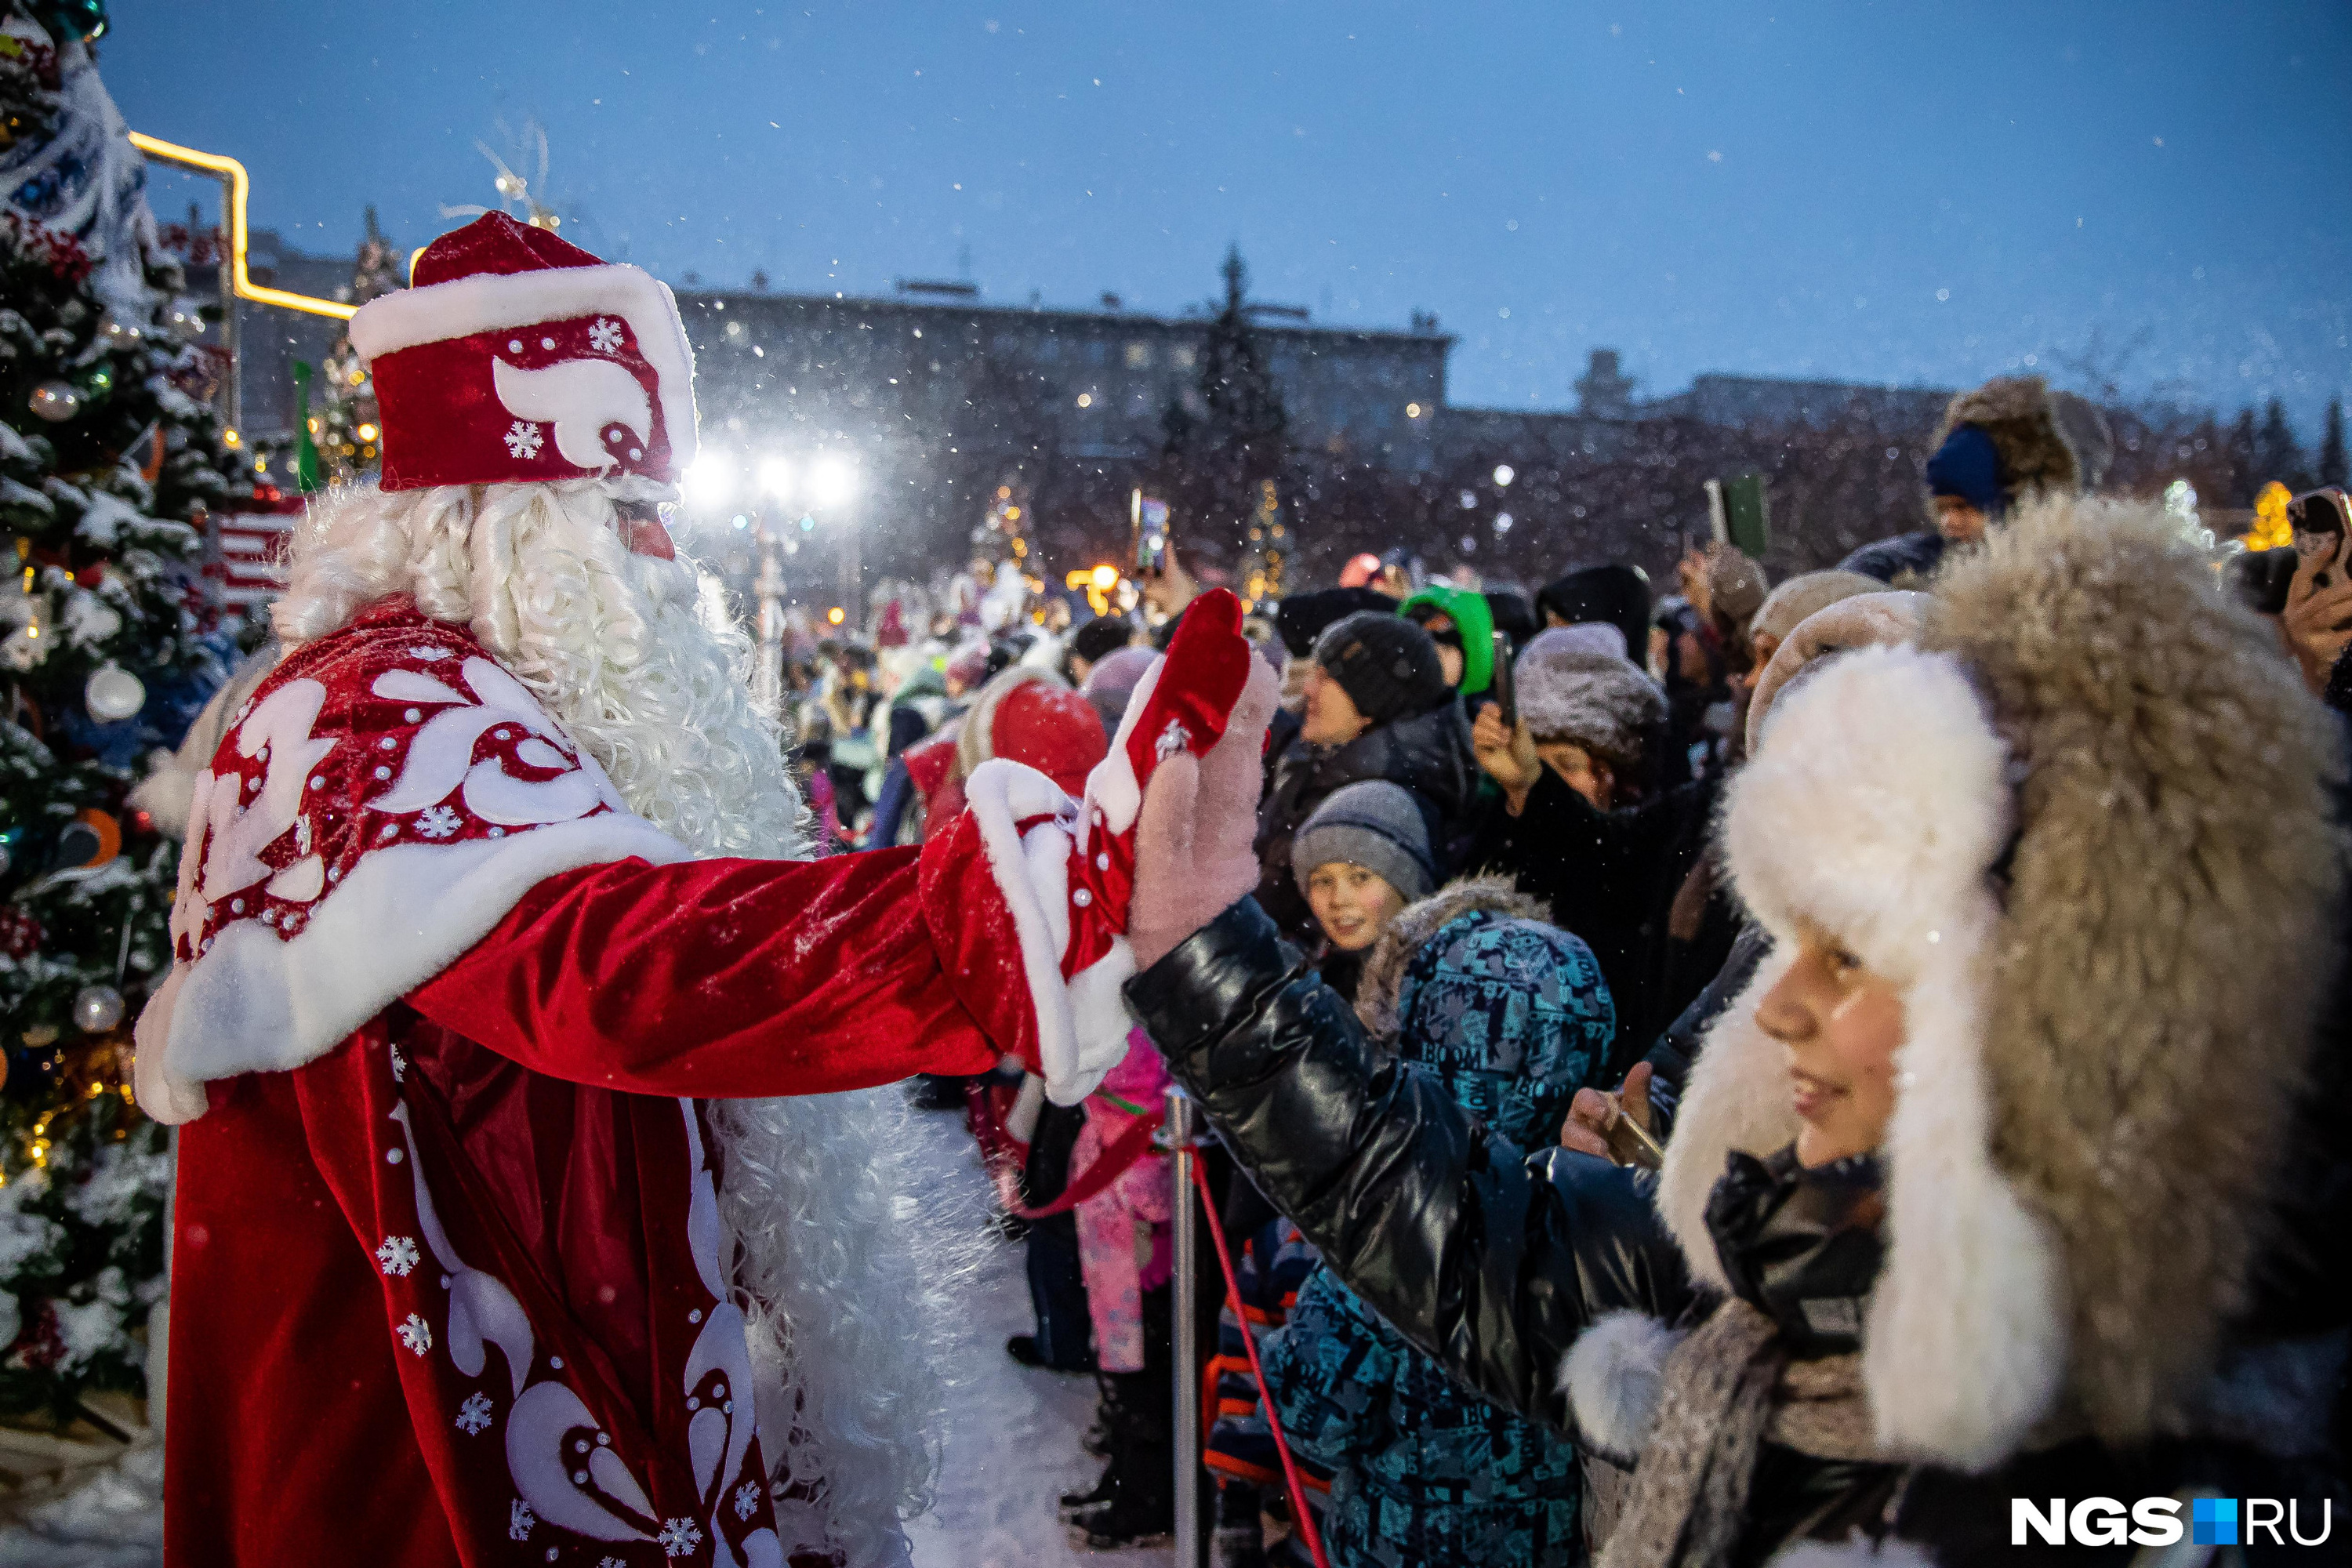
[1081,654,1163,837]
[962,759,1136,1105]
[133,811,688,1124]
[348,263,699,470]
[1559,1309,1689,1463]
[1666,646,2065,1472]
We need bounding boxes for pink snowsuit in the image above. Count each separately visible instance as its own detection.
[1073,1029,1174,1373]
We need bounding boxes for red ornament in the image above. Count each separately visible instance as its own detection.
[0,906,42,960]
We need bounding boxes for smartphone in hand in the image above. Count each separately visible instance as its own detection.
[1489,630,1515,728]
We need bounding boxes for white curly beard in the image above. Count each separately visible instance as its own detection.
[274,477,954,1566]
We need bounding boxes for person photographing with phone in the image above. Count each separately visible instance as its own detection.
[2272,487,2352,699]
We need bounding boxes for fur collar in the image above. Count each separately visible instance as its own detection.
[1352,873,1550,1033]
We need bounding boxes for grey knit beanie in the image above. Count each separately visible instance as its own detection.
[1514,630,1668,770]
[1291,780,1437,903]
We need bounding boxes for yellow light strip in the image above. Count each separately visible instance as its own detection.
[127,131,358,321]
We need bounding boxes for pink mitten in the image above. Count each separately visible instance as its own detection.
[1128,655,1279,971]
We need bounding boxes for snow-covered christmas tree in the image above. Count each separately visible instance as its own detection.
[0,0,249,1427]
[307,205,400,488]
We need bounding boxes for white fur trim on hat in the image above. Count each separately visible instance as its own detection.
[350,263,699,470]
[1661,644,2065,1472]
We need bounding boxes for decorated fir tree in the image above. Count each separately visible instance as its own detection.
[0,2,250,1424]
[308,206,400,488]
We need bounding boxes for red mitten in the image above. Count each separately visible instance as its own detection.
[934,590,1261,1105]
[1061,590,1255,977]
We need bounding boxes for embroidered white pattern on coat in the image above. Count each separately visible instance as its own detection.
[376,1235,419,1277]
[456,1392,495,1436]
[505,420,544,459]
[658,1518,702,1556]
[397,1313,433,1355]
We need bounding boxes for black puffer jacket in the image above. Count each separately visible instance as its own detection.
[1131,898,2345,1566]
[1254,699,1480,939]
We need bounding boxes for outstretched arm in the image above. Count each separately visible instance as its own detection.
[410,844,1000,1097]
[1127,895,1691,1428]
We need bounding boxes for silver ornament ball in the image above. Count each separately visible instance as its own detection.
[83,663,146,723]
[27,381,79,423]
[73,984,125,1034]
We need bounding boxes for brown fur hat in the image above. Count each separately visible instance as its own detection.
[1352,873,1548,1036]
[1932,375,2079,514]
[1925,495,2342,1446]
[1659,494,2343,1469]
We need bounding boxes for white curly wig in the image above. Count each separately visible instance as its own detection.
[273,476,961,1567]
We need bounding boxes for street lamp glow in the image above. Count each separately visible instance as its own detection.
[757,456,793,503]
[808,456,857,509]
[683,452,735,512]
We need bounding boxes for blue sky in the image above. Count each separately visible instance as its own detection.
[108,1,2351,430]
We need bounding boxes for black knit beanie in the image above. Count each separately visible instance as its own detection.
[1312,612,1447,728]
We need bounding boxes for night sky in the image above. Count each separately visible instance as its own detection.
[106,1,2351,430]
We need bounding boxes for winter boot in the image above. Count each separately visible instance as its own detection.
[1070,1368,1175,1548]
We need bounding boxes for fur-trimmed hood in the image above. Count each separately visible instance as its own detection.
[1352,873,1549,1035]
[1930,374,2078,514]
[1657,495,2344,1472]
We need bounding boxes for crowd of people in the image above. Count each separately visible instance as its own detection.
[767,372,2352,1564]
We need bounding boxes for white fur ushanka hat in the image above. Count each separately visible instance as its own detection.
[1656,496,2344,1472]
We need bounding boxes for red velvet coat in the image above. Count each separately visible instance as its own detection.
[136,601,1058,1567]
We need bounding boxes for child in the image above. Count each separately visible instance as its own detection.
[1290,780,1437,1004]
[1258,879,1612,1567]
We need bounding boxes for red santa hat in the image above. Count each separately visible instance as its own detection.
[347,213,699,492]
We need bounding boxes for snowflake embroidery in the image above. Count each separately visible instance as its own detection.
[408,645,452,662]
[733,1479,762,1520]
[454,1392,495,1436]
[601,1560,627,1568]
[509,1499,536,1541]
[658,1517,703,1556]
[376,1235,419,1277]
[587,317,626,354]
[389,1044,407,1083]
[397,1312,433,1356]
[505,420,544,459]
[416,804,463,840]
[1155,717,1192,762]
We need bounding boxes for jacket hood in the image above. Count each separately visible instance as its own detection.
[1536,564,1653,665]
[1355,873,1551,1035]
[1931,375,2078,514]
[1658,495,2344,1471]
[1356,883,1612,1149]
[1400,584,1497,695]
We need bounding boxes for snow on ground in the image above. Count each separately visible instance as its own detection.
[903,1101,1174,1568]
[0,1100,1165,1568]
